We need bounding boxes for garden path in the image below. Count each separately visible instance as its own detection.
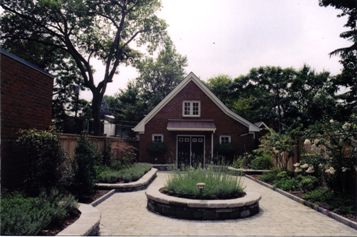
[97,172,357,236]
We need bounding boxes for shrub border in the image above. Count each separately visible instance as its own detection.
[95,168,158,191]
[245,174,357,230]
[57,204,100,236]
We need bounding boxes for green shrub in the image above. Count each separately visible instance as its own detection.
[276,171,289,179]
[165,168,245,199]
[0,191,77,235]
[96,163,152,183]
[232,153,253,169]
[297,175,319,191]
[250,155,273,170]
[16,129,66,195]
[303,187,334,204]
[73,135,96,194]
[259,170,279,183]
[274,177,300,191]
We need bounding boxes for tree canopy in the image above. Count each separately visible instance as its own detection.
[1,0,167,134]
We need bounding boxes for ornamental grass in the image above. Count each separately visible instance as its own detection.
[164,168,245,199]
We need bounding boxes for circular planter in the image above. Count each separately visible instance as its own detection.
[146,187,261,220]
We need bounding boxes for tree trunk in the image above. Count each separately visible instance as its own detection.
[91,92,103,136]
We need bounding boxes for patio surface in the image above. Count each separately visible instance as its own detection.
[97,172,357,236]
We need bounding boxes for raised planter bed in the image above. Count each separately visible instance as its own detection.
[57,204,100,236]
[96,168,158,191]
[245,174,357,230]
[146,186,261,220]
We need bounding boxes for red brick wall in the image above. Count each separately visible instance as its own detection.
[1,53,53,188]
[139,81,256,164]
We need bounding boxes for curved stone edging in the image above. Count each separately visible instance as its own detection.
[245,174,357,230]
[57,204,100,236]
[96,168,158,191]
[146,187,261,220]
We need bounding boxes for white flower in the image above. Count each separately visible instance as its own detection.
[325,167,336,175]
[330,119,334,123]
[306,166,315,173]
[342,122,351,130]
[294,167,302,173]
[313,139,320,144]
[318,163,324,168]
[342,167,349,172]
[304,139,312,152]
[300,163,309,169]
[293,162,300,167]
[304,139,311,145]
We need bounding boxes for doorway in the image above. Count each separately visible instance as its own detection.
[177,135,205,168]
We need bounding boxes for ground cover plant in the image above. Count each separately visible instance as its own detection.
[164,168,245,199]
[96,163,152,183]
[0,190,78,236]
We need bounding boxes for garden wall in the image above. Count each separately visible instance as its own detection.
[1,49,53,189]
[59,133,135,160]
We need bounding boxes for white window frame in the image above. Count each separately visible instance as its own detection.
[152,134,164,143]
[219,135,231,144]
[182,100,201,117]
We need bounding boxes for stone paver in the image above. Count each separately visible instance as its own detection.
[97,172,357,236]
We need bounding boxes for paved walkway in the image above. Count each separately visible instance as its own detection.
[97,172,357,236]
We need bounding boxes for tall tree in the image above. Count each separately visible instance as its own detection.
[230,66,336,132]
[1,0,167,134]
[135,40,187,111]
[319,0,357,116]
[206,75,234,107]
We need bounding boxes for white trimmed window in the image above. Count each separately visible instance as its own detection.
[182,101,200,117]
[152,134,164,143]
[219,135,231,144]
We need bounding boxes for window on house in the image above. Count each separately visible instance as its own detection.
[152,134,164,143]
[182,101,200,117]
[219,135,231,144]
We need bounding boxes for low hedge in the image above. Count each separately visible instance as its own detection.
[96,163,152,183]
[0,191,77,235]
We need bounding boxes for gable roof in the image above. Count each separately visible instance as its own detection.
[254,121,269,130]
[132,72,260,133]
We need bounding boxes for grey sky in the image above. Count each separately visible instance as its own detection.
[81,0,348,100]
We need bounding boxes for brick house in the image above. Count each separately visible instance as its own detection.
[133,72,260,167]
[1,49,53,187]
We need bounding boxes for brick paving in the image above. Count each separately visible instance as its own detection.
[97,172,357,236]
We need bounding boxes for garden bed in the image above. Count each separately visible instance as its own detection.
[247,173,357,229]
[0,192,79,236]
[96,168,158,191]
[146,186,261,220]
[96,163,152,183]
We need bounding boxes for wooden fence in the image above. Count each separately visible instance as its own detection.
[59,133,132,160]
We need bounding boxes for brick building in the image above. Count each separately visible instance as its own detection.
[133,72,261,167]
[1,49,53,187]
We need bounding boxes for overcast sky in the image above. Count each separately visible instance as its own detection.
[81,0,348,100]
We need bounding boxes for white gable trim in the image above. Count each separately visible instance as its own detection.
[132,72,260,133]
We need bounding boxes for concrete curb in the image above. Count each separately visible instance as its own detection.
[90,189,116,207]
[245,174,357,230]
[96,168,158,191]
[57,204,100,236]
[228,166,271,174]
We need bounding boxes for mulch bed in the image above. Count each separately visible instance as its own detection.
[39,208,80,236]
